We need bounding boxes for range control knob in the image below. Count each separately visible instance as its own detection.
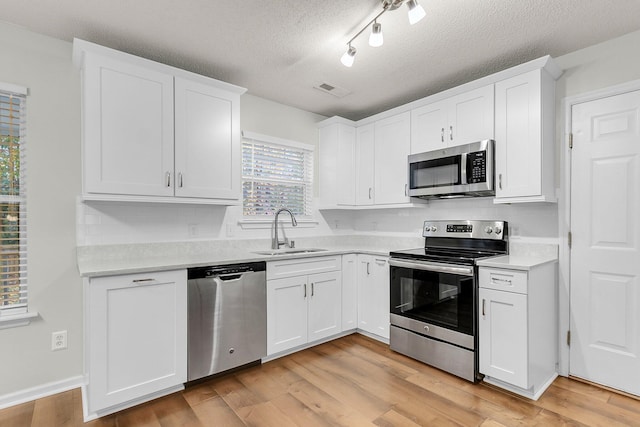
[494,227,502,235]
[484,226,493,234]
[425,226,432,232]
[431,226,437,232]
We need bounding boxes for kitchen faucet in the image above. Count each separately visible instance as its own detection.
[272,208,298,249]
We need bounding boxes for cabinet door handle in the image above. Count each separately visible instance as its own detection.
[449,125,453,141]
[369,187,372,199]
[499,174,502,190]
[166,172,171,187]
[303,283,307,298]
[311,283,314,297]
[179,172,183,188]
[441,127,444,143]
[404,184,408,196]
[482,299,486,316]
[366,262,370,275]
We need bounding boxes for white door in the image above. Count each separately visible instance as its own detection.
[355,124,375,205]
[570,89,640,395]
[374,112,411,205]
[174,77,239,200]
[267,277,308,355]
[370,257,390,339]
[357,255,375,334]
[341,254,358,331]
[307,271,342,342]
[448,84,494,147]
[410,100,448,153]
[336,124,357,205]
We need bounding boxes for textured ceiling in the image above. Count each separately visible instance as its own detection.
[2,0,640,120]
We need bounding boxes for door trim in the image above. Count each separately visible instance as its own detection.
[559,78,640,376]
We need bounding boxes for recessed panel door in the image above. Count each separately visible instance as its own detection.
[570,89,640,396]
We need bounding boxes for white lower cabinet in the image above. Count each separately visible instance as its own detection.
[341,254,358,331]
[266,256,342,355]
[357,255,390,340]
[478,263,557,399]
[84,269,187,417]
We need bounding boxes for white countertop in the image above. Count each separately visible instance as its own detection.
[476,254,557,271]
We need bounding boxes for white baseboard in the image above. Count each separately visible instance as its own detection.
[0,375,85,411]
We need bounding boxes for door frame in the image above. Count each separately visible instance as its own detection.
[559,78,640,376]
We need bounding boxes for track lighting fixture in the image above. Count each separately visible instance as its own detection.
[341,0,425,67]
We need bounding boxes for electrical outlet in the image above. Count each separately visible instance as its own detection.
[52,330,67,351]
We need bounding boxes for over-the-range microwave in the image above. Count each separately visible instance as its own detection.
[407,139,495,199]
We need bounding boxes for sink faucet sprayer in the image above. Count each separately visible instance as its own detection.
[272,208,298,249]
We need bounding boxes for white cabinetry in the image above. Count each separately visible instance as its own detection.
[355,123,375,205]
[318,119,357,206]
[74,39,245,204]
[410,85,494,153]
[357,255,390,340]
[266,256,342,355]
[374,112,411,205]
[478,263,557,400]
[341,254,358,331]
[494,64,561,203]
[84,269,187,417]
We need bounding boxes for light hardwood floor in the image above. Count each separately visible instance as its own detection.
[2,334,640,426]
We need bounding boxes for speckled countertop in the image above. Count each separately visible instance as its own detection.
[77,235,559,278]
[76,235,425,277]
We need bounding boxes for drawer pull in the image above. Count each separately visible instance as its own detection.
[491,277,512,285]
[132,278,155,283]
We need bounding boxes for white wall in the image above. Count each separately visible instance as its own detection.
[0,22,82,395]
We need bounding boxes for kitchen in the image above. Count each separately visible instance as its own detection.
[1,1,640,425]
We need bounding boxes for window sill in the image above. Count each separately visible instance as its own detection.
[238,218,319,230]
[0,311,39,330]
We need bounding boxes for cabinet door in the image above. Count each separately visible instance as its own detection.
[374,112,411,205]
[307,271,342,342]
[357,256,375,334]
[370,257,390,339]
[410,99,448,153]
[336,125,357,205]
[341,254,358,331]
[83,53,174,196]
[87,270,187,413]
[267,276,308,355]
[355,123,375,205]
[448,84,495,146]
[479,288,528,388]
[494,70,542,198]
[174,77,240,200]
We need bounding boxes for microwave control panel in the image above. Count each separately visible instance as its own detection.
[467,151,487,183]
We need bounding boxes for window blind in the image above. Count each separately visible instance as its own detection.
[0,89,27,315]
[242,133,314,216]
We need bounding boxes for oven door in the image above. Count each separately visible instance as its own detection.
[389,258,476,347]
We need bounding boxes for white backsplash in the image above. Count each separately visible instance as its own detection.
[76,196,559,246]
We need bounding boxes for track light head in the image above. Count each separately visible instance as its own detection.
[406,0,426,25]
[341,45,357,67]
[369,22,384,47]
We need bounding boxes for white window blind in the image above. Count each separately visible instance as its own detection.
[242,132,314,216]
[0,88,27,316]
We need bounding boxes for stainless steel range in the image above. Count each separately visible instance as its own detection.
[389,220,508,382]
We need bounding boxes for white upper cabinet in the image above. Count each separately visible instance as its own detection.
[411,85,494,154]
[74,39,246,204]
[374,112,411,204]
[494,64,560,203]
[355,123,375,205]
[318,120,356,206]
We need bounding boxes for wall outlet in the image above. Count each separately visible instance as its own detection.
[188,223,199,237]
[52,330,67,351]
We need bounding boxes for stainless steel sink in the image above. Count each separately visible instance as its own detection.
[252,248,328,256]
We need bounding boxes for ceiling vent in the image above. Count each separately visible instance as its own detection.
[313,82,351,98]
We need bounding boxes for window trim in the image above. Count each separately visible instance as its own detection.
[0,81,38,329]
[241,130,315,219]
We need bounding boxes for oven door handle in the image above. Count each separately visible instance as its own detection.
[388,258,474,276]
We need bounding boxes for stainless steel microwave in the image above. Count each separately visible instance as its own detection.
[407,140,494,199]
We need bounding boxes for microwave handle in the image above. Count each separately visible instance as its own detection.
[460,152,468,185]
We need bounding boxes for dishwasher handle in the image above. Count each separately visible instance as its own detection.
[188,261,266,280]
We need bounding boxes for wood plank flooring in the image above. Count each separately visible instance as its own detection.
[2,334,640,426]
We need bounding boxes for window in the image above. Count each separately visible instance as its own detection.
[242,131,314,217]
[0,84,28,321]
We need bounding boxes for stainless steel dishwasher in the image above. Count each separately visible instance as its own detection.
[187,262,267,381]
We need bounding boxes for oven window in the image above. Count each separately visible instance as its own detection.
[391,266,473,335]
[410,156,461,189]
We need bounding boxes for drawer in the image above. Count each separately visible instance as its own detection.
[267,256,341,280]
[479,267,528,294]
